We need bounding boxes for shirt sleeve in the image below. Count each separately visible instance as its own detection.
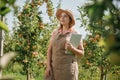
[78,39,84,50]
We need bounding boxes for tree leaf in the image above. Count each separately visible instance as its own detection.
[0,0,5,8]
[9,0,16,4]
[0,20,9,32]
[0,7,11,16]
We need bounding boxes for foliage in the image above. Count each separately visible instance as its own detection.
[78,0,120,80]
[0,21,9,32]
[0,0,18,31]
[81,0,120,56]
[3,0,56,79]
[0,0,18,16]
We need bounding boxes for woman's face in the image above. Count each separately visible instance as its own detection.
[59,12,71,26]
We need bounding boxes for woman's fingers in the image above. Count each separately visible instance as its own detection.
[65,42,70,49]
[45,71,49,78]
[45,68,50,78]
[65,41,68,50]
[65,42,74,51]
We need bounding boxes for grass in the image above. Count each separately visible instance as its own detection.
[78,65,120,80]
[3,62,45,80]
[2,62,120,80]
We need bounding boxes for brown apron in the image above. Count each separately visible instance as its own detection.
[50,31,79,80]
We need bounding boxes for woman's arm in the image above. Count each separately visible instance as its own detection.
[45,30,57,78]
[46,29,57,68]
[46,41,52,68]
[45,41,52,78]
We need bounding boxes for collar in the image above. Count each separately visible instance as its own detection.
[58,28,73,34]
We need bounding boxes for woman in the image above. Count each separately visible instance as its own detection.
[45,9,84,80]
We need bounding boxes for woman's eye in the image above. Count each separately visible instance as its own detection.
[64,15,68,17]
[60,14,68,18]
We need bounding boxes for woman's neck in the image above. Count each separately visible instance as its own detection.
[61,25,71,34]
[62,25,69,31]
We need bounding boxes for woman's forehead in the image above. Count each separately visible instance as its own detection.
[61,12,68,16]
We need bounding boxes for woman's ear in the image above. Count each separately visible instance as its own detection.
[69,18,72,28]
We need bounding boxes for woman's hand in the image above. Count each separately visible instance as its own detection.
[65,41,84,58]
[65,42,74,51]
[45,66,51,78]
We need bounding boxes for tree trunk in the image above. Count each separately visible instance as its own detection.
[27,69,30,80]
[100,65,104,80]
[104,67,108,80]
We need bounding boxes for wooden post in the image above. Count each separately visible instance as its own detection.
[0,16,4,78]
